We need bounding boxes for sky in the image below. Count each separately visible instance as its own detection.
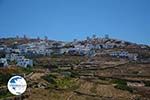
[0,0,149,44]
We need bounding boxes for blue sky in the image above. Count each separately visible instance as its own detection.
[0,0,149,44]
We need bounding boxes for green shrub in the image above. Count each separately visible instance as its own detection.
[112,79,127,85]
[56,78,74,89]
[0,74,11,84]
[20,67,33,74]
[144,81,150,87]
[112,79,133,93]
[42,74,56,84]
[0,91,13,99]
[42,74,78,90]
[70,71,79,78]
[115,84,133,93]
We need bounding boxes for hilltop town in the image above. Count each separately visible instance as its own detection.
[0,35,150,100]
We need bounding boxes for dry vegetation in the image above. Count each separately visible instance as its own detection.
[0,39,150,100]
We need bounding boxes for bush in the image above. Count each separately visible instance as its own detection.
[42,74,78,90]
[20,67,33,74]
[112,79,127,85]
[56,78,75,89]
[0,91,13,99]
[144,81,150,87]
[42,74,57,84]
[115,84,133,93]
[0,74,11,84]
[112,79,133,93]
[70,71,79,78]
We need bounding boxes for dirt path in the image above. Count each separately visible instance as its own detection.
[66,92,74,100]
[29,72,45,80]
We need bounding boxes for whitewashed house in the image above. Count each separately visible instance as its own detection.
[36,48,45,55]
[74,44,85,49]
[110,52,118,56]
[6,53,34,68]
[119,51,129,57]
[128,53,138,61]
[110,51,129,57]
[110,51,138,61]
[18,42,52,56]
[17,59,33,68]
[68,45,91,56]
[51,47,67,55]
[95,44,102,49]
[68,48,79,55]
[6,53,26,62]
[6,53,18,61]
[18,44,29,53]
[86,44,95,50]
[15,55,25,62]
[45,49,52,56]
[12,49,21,53]
[0,58,8,67]
[52,42,65,48]
[79,48,90,56]
[0,45,6,51]
[5,48,13,53]
[102,44,114,49]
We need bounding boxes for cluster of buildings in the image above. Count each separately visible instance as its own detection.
[109,51,138,61]
[17,41,52,56]
[6,53,33,68]
[0,35,142,68]
[15,41,95,56]
[0,58,8,67]
[0,53,33,68]
[0,44,34,68]
[67,44,95,56]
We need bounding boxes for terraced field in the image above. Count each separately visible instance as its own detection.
[25,78,143,100]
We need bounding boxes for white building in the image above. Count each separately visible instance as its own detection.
[6,53,18,61]
[17,59,33,68]
[18,41,53,56]
[15,55,25,62]
[6,53,33,68]
[110,51,138,61]
[0,58,8,67]
[102,44,114,49]
[51,48,68,55]
[12,49,21,53]
[5,48,13,53]
[0,45,6,51]
[110,51,129,57]
[128,53,138,61]
[6,53,25,62]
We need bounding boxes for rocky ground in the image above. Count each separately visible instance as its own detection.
[0,55,147,100]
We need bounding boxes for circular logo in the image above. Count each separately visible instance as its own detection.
[7,76,27,95]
